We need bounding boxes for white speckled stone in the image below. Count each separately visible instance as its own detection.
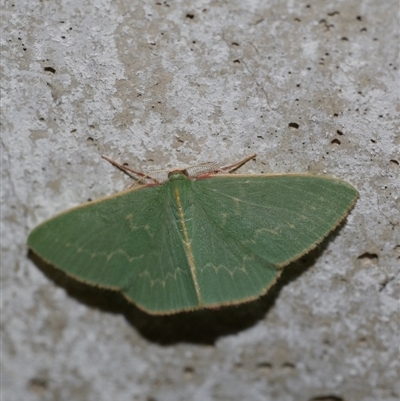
[2,1,399,400]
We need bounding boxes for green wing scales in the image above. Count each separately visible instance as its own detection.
[28,185,199,312]
[28,173,358,314]
[188,174,358,308]
[193,175,358,266]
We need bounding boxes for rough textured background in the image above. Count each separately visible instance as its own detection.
[1,0,399,400]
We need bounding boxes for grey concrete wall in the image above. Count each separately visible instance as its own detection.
[2,0,398,400]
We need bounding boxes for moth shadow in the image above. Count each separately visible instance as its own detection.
[28,228,340,345]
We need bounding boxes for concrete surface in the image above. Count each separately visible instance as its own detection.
[1,0,399,400]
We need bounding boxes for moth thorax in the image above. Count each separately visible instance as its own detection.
[168,169,189,180]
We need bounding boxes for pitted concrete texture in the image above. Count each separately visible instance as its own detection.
[2,1,399,401]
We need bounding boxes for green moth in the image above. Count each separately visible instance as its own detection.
[28,154,358,314]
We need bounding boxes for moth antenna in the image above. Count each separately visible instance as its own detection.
[101,155,160,184]
[221,153,257,173]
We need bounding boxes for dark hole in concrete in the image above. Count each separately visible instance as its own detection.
[257,361,273,374]
[282,361,295,369]
[331,138,341,145]
[257,361,272,368]
[28,378,48,395]
[309,396,343,401]
[44,66,56,73]
[183,366,195,379]
[288,122,299,129]
[357,252,379,261]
